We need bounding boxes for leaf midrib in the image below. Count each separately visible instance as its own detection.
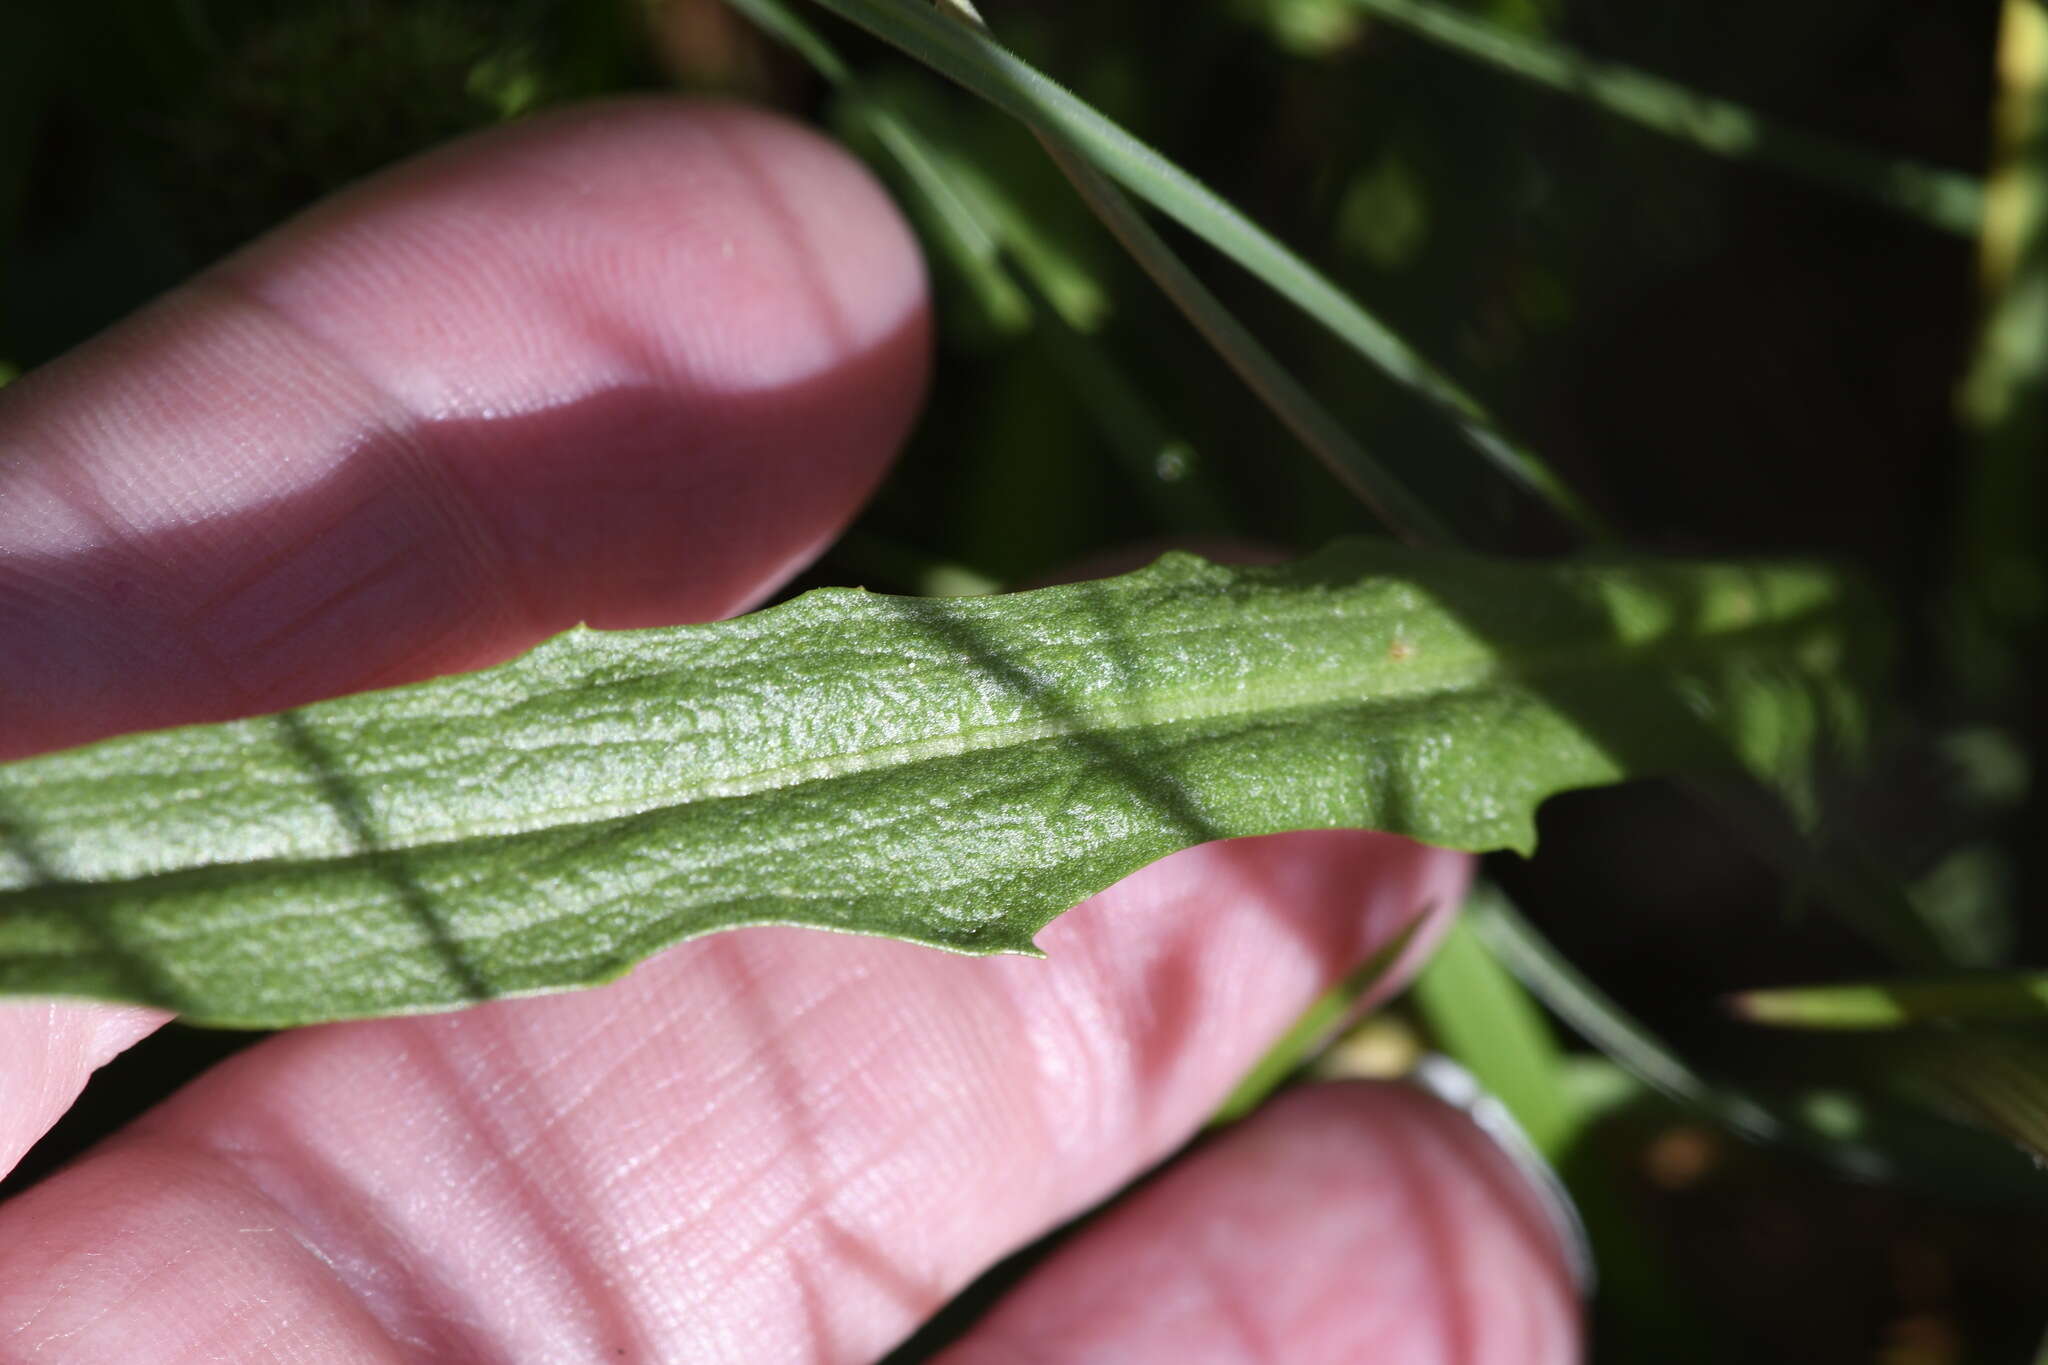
[8,605,1833,895]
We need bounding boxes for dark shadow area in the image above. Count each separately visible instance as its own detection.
[0,789,196,1012]
[1395,3,1986,237]
[880,583,1226,862]
[271,710,490,1005]
[0,1023,257,1202]
[863,585,1238,1099]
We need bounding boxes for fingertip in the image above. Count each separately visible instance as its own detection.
[221,96,932,631]
[231,98,929,417]
[943,1081,1583,1365]
[0,1003,167,1182]
[0,99,929,753]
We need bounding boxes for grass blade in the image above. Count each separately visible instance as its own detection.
[1734,973,2048,1029]
[1467,889,1785,1144]
[1006,126,1454,541]
[929,0,1454,539]
[794,0,1609,537]
[1343,0,1985,237]
[1411,887,1581,1156]
[731,0,1232,527]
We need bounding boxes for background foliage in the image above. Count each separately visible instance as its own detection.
[2,0,2041,1359]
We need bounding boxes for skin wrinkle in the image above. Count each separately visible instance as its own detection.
[237,178,604,423]
[581,1070,719,1202]
[12,1179,209,1347]
[11,428,127,565]
[406,1029,662,1362]
[188,1280,304,1365]
[503,1037,672,1174]
[366,998,761,1350]
[654,1034,928,1276]
[159,1130,441,1351]
[460,1007,657,1157]
[196,268,543,651]
[234,547,419,688]
[1027,864,1264,1163]
[684,938,888,1352]
[2,1140,408,1364]
[1002,943,1143,1171]
[17,292,369,557]
[705,113,860,357]
[186,1083,545,1362]
[181,479,400,628]
[582,1038,780,1198]
[1189,1230,1279,1362]
[1451,1113,1578,1361]
[1391,1088,1579,1363]
[806,1106,960,1289]
[581,988,879,1207]
[1380,1102,1471,1365]
[333,863,1327,1365]
[533,148,718,393]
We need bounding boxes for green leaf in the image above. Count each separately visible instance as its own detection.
[1954,0,2048,699]
[926,0,1461,542]
[1341,0,1986,237]
[792,0,1607,537]
[1733,972,2048,1029]
[1465,887,1788,1145]
[735,0,1452,540]
[0,541,1876,1026]
[1412,886,1581,1156]
[727,0,1228,529]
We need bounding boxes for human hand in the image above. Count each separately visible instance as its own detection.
[0,101,1577,1362]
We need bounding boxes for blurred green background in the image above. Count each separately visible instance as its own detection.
[3,1,2043,1359]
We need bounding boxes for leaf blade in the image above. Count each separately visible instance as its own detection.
[0,541,1877,1026]
[1733,973,2048,1029]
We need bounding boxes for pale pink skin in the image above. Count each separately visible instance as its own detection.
[0,102,1580,1362]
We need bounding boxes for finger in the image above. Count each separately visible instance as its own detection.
[0,831,1466,1362]
[0,97,927,760]
[0,1004,162,1183]
[936,1082,1582,1364]
[0,97,929,1181]
[0,1141,413,1365]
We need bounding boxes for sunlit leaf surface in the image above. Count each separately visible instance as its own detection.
[0,541,1877,1026]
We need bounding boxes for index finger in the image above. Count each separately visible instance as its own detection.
[0,98,930,1176]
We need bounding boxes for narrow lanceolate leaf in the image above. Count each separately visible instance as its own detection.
[1734,973,2048,1029]
[0,541,1878,1027]
[1343,0,1986,238]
